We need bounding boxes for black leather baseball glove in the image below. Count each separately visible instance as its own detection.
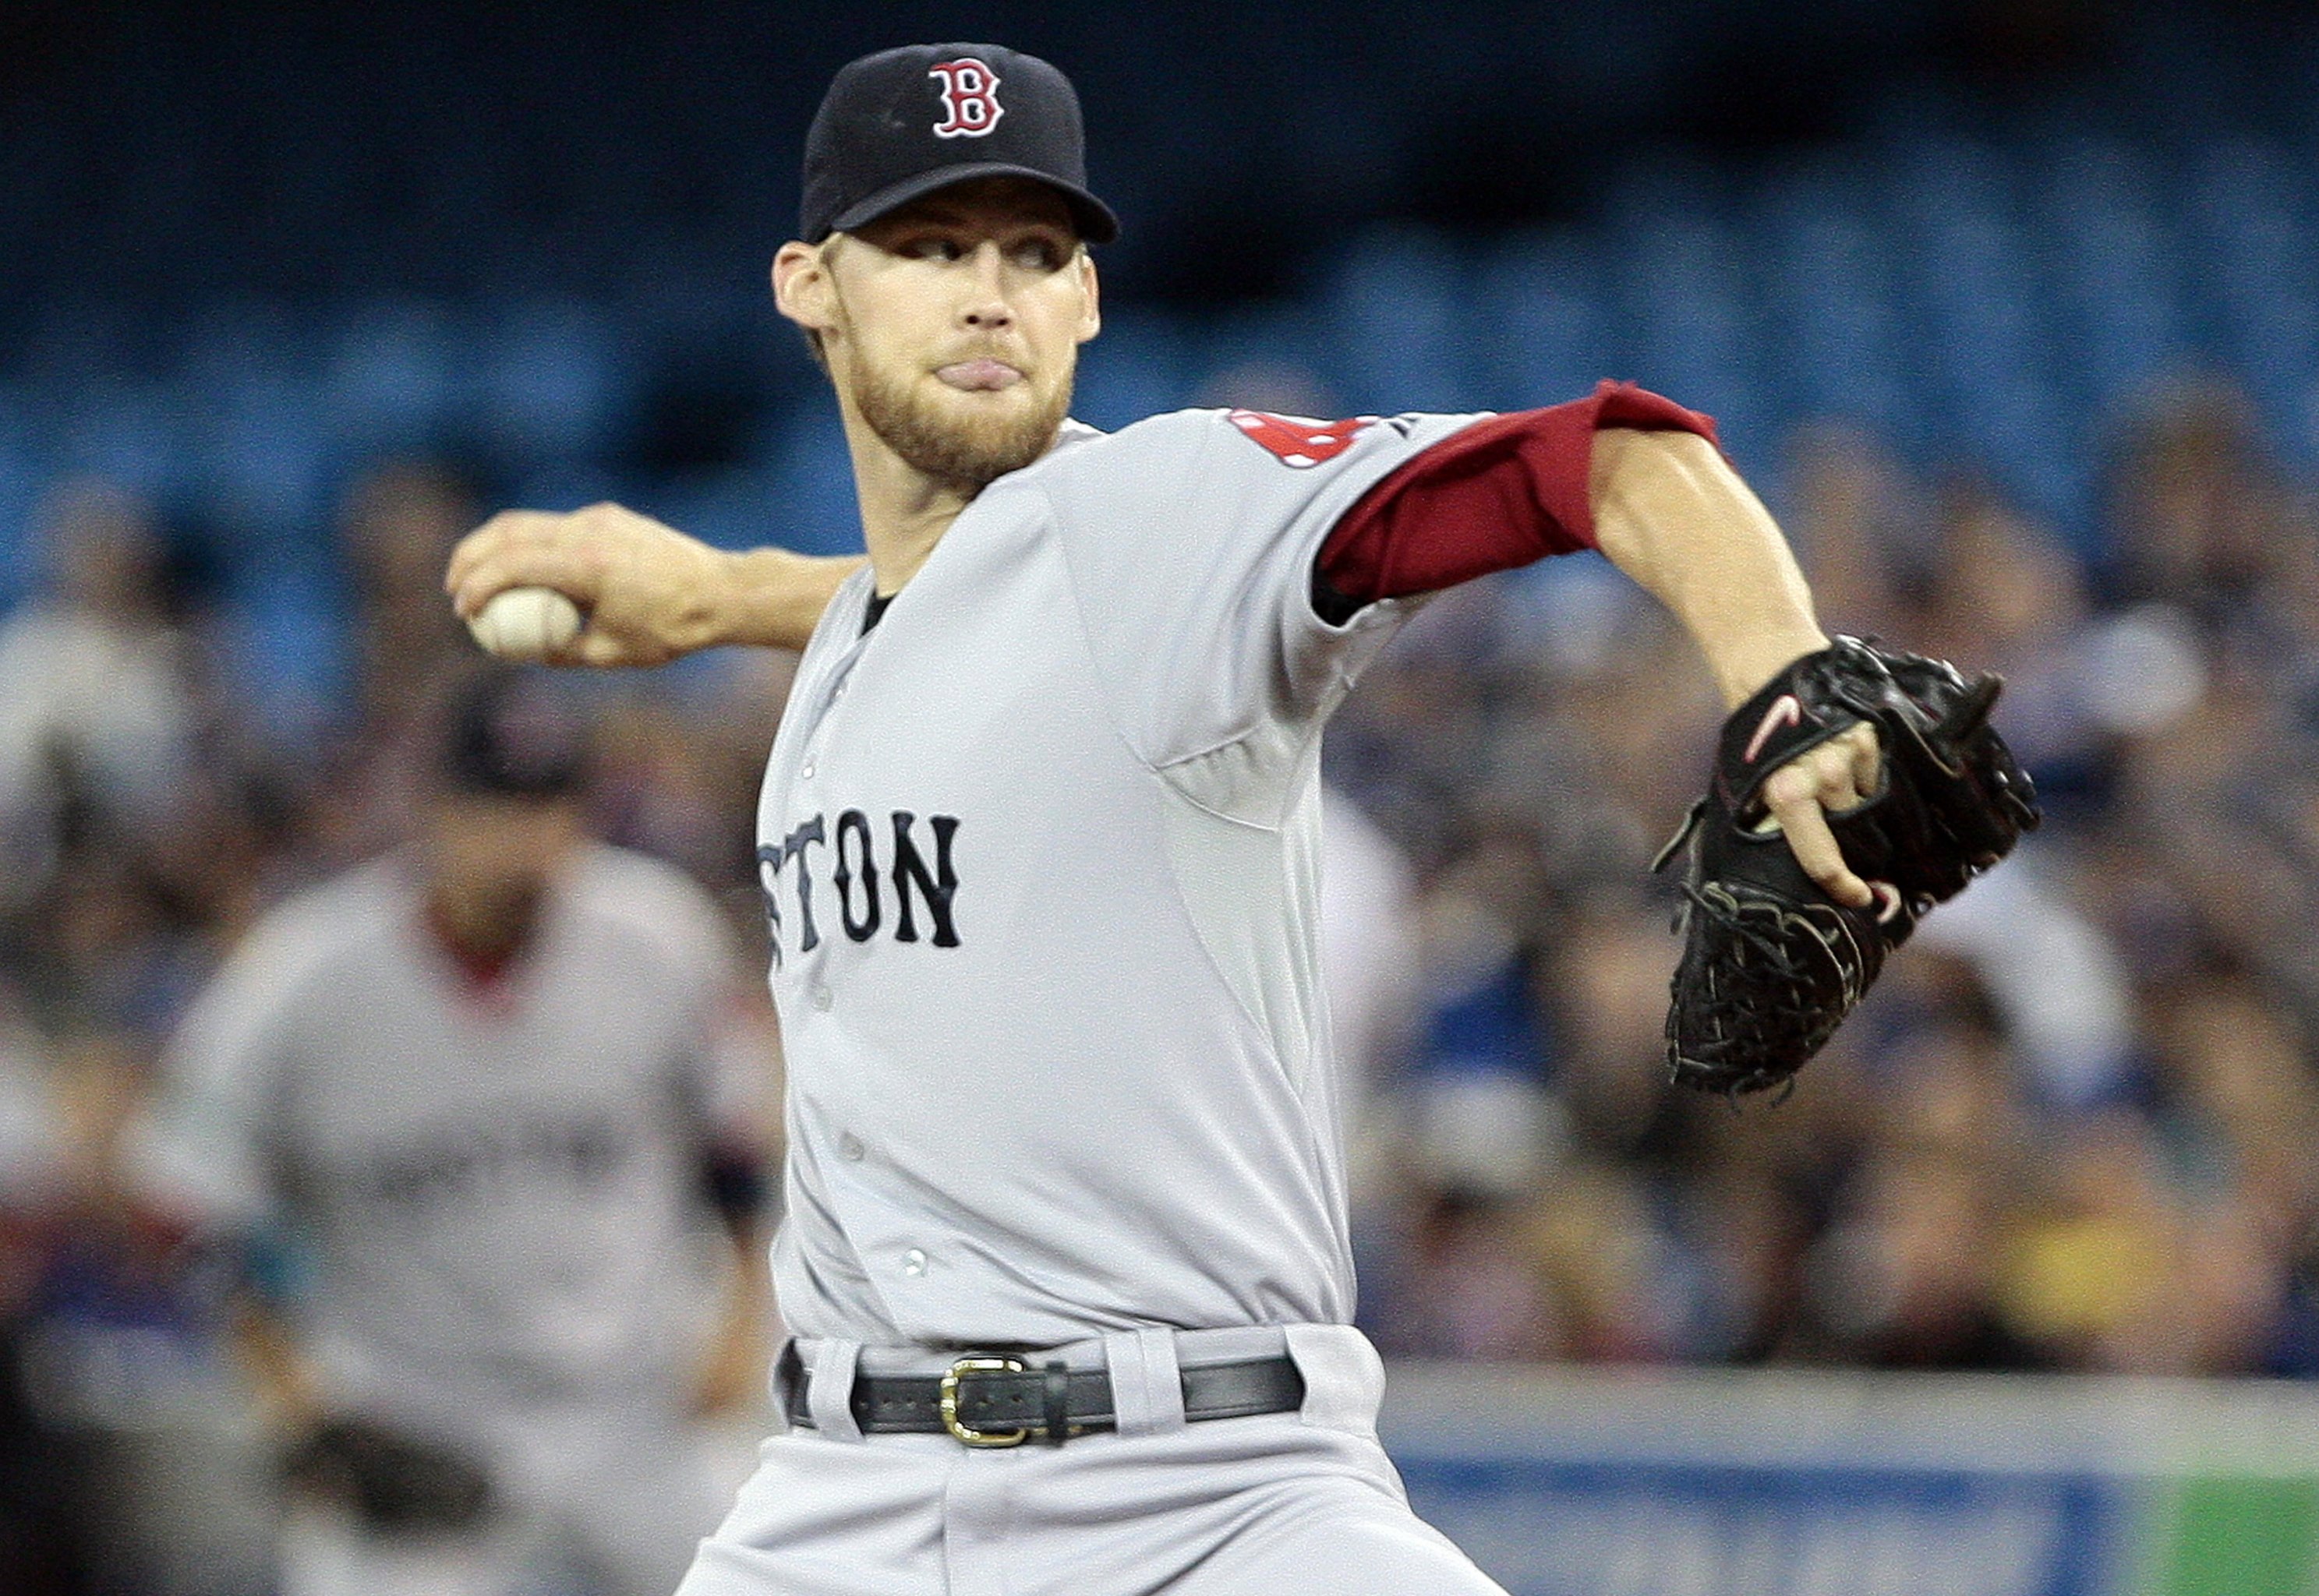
[1653,637,2041,1097]
[281,1414,496,1536]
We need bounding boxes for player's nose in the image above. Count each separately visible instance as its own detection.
[958,243,1013,329]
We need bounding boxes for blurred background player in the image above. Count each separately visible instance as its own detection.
[141,667,774,1596]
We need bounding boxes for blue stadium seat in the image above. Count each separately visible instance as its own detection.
[194,373,344,551]
[57,382,186,507]
[1073,309,1192,433]
[504,464,623,515]
[1183,305,1336,416]
[1323,227,1472,416]
[1751,172,1919,447]
[465,296,633,465]
[2031,138,2195,410]
[1472,233,1615,411]
[217,567,353,741]
[638,468,790,558]
[1612,211,1775,467]
[2190,139,2319,464]
[0,417,42,616]
[1762,221,1917,441]
[326,302,464,454]
[755,405,863,558]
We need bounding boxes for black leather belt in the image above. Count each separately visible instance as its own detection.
[780,1344,1306,1447]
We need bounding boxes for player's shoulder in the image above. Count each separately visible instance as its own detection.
[267,860,407,938]
[563,844,730,963]
[210,860,408,999]
[1030,409,1237,480]
[1014,411,1280,521]
[1030,407,1486,500]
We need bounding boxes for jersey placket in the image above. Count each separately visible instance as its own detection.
[790,644,863,1015]
[762,582,935,1331]
[761,577,875,998]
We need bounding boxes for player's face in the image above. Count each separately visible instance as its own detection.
[776,179,1101,488]
[419,792,583,955]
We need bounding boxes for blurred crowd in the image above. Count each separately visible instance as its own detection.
[2,369,2317,1590]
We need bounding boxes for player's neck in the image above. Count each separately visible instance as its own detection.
[835,404,977,595]
[836,399,1059,598]
[850,450,974,598]
[421,884,543,984]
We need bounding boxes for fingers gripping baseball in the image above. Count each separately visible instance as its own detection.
[1759,722,1882,909]
[446,503,726,668]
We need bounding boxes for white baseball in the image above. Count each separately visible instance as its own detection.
[467,585,584,660]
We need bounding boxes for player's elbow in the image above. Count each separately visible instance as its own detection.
[1590,425,1730,511]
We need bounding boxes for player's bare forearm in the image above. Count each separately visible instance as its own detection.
[716,546,868,652]
[1589,428,1827,709]
[447,502,864,663]
[1591,427,1883,906]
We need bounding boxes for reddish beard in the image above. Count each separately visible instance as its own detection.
[851,357,1074,490]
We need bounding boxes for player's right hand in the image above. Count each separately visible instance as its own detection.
[446,502,730,667]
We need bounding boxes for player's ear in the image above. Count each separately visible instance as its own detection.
[1073,248,1101,344]
[773,240,840,336]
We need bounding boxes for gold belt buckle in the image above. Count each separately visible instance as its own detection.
[939,1356,1030,1447]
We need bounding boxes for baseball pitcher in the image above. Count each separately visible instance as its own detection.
[447,43,2030,1594]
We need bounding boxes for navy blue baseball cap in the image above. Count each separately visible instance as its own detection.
[440,669,589,799]
[800,44,1118,245]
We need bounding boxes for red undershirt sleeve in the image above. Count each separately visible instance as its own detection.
[1312,380,1718,620]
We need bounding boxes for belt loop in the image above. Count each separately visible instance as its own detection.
[771,1338,805,1423]
[1101,1327,1186,1438]
[806,1337,865,1442]
[1041,1361,1071,1445]
[1281,1324,1384,1439]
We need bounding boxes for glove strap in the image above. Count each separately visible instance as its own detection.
[1713,637,1889,820]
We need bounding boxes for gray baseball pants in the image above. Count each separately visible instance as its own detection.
[674,1324,1505,1596]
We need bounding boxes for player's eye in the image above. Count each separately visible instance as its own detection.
[900,235,965,262]
[1009,236,1069,272]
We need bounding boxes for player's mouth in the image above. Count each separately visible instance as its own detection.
[934,358,1024,392]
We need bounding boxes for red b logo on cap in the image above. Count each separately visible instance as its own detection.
[928,59,1004,138]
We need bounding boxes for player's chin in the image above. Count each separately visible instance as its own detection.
[935,381,1064,443]
[867,367,1069,486]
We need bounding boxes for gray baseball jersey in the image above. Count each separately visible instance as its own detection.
[755,405,1488,1349]
[155,843,745,1407]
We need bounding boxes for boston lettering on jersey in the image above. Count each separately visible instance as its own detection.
[758,808,961,968]
[360,1112,629,1210]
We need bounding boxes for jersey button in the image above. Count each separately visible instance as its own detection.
[801,759,817,779]
[810,983,833,1012]
[839,1133,864,1162]
[902,1248,928,1277]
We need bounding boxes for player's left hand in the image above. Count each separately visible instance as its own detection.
[1758,721,1882,909]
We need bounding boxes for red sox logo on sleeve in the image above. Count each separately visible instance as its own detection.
[928,59,1004,138]
[1225,410,1374,468]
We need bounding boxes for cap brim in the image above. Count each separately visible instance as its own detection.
[825,162,1119,245]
